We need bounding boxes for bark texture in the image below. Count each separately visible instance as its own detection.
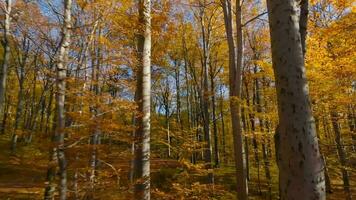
[0,0,12,130]
[266,0,325,199]
[134,0,151,199]
[222,0,248,199]
[55,0,72,199]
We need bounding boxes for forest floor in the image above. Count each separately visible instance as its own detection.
[0,137,355,200]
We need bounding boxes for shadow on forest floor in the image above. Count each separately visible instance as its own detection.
[0,137,354,199]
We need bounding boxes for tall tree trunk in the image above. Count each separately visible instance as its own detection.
[330,111,352,200]
[89,31,102,197]
[0,0,11,132]
[198,3,213,177]
[134,0,151,199]
[222,0,248,199]
[44,147,58,200]
[321,155,332,193]
[11,40,29,151]
[299,0,308,56]
[255,74,271,197]
[347,107,356,152]
[11,84,24,152]
[266,0,325,199]
[54,0,72,199]
[219,86,227,165]
[210,68,219,168]
[175,63,181,126]
[241,105,250,180]
[245,81,259,167]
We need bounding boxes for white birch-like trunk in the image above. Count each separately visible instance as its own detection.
[134,0,151,199]
[0,0,11,130]
[56,0,72,199]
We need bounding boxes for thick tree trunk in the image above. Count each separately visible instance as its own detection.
[266,0,325,199]
[134,0,151,199]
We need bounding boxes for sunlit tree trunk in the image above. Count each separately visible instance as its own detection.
[0,0,11,132]
[266,0,325,199]
[57,5,71,200]
[55,0,72,199]
[222,0,248,199]
[134,0,151,199]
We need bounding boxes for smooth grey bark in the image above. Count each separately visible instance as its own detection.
[134,0,151,199]
[222,0,248,199]
[0,0,11,131]
[330,111,352,200]
[266,0,325,199]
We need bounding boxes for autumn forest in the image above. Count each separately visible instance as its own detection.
[0,0,355,199]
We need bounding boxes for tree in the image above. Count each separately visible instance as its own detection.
[133,0,151,199]
[266,0,325,199]
[221,0,248,199]
[54,0,72,199]
[45,0,72,200]
[0,0,12,132]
